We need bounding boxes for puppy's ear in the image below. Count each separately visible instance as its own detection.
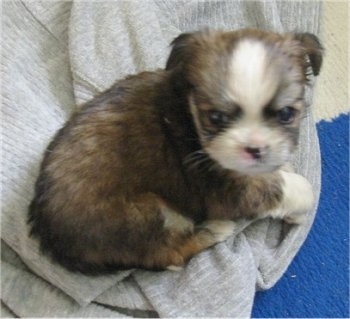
[166,32,196,71]
[294,33,324,76]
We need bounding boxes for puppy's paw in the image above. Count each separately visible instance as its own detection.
[166,265,184,272]
[279,171,314,223]
[200,220,236,243]
[264,171,314,224]
[281,171,314,212]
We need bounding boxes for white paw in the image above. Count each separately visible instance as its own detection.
[166,265,184,272]
[200,220,236,242]
[280,171,314,214]
[266,171,314,224]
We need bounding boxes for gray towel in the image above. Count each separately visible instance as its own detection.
[1,1,322,317]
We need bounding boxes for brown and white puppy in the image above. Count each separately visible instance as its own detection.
[28,29,323,274]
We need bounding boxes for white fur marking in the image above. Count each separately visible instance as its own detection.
[200,220,236,242]
[162,208,194,233]
[229,40,279,113]
[266,171,314,224]
[166,265,184,272]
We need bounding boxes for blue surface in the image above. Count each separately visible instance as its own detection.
[252,113,349,318]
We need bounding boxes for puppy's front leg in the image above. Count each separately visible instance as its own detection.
[265,170,314,224]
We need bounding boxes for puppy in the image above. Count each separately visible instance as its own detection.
[28,29,323,274]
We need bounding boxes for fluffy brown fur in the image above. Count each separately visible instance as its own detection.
[28,29,323,274]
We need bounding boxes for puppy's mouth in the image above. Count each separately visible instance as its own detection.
[235,157,280,175]
[232,158,279,175]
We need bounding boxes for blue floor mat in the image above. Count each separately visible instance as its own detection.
[252,113,349,318]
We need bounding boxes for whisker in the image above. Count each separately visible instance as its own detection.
[183,149,218,174]
[186,156,211,171]
[183,150,206,165]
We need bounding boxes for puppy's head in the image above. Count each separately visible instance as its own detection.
[166,29,323,174]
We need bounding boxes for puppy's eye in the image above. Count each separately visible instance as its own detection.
[277,107,296,124]
[208,111,230,126]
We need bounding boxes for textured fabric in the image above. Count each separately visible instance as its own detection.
[253,114,350,318]
[253,4,349,315]
[2,1,322,317]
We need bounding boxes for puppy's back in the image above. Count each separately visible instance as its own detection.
[28,71,177,273]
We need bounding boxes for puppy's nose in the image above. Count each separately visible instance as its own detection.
[244,146,265,160]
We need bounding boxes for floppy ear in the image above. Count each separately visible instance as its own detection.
[294,33,324,76]
[165,32,195,71]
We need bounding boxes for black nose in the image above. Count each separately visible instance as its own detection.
[245,146,263,159]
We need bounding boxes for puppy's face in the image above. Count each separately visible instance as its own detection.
[167,29,323,174]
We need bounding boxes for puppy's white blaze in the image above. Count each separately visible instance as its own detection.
[229,40,279,112]
[225,124,270,146]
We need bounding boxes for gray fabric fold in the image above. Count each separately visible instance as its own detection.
[2,0,322,317]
